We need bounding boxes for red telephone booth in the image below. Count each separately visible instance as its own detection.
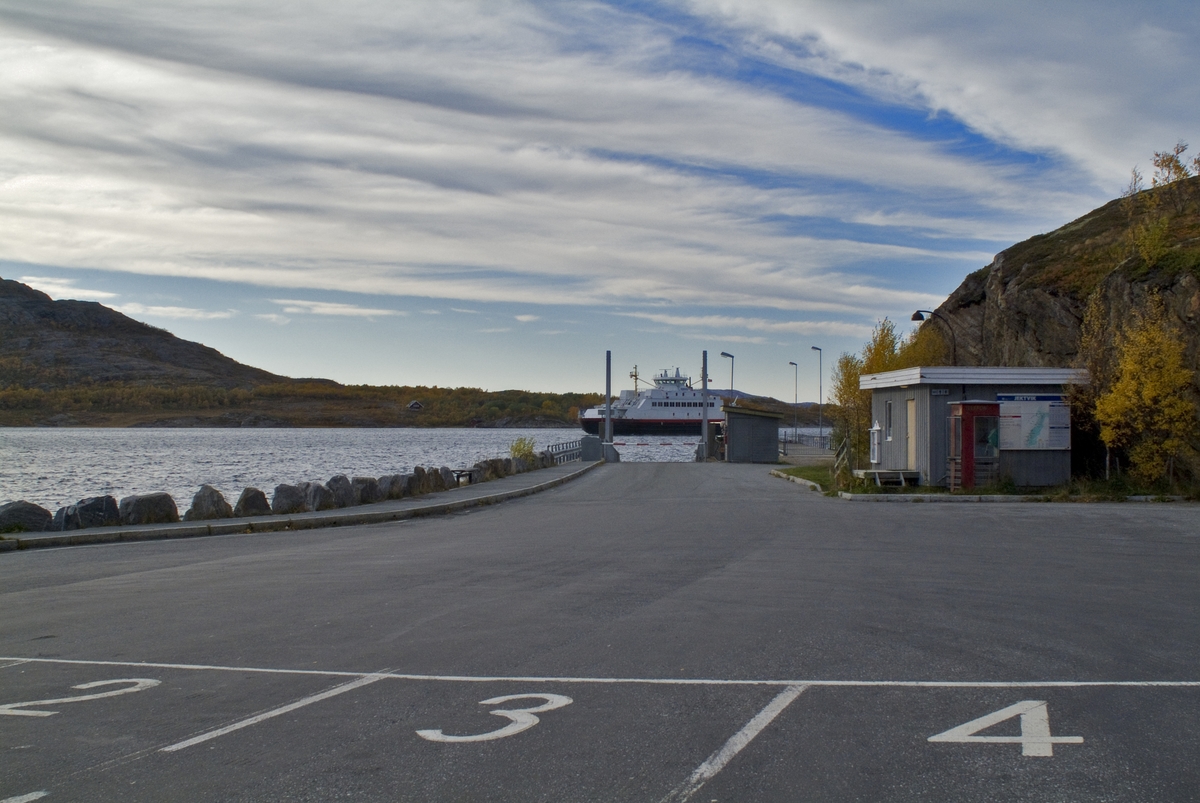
[948,401,1000,490]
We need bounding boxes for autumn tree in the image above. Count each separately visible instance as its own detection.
[829,318,947,474]
[1094,296,1198,485]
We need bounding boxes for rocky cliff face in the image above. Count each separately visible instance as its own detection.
[936,177,1200,373]
[0,277,284,389]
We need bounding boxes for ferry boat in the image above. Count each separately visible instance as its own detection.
[580,367,724,435]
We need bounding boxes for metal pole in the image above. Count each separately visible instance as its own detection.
[811,346,823,449]
[701,350,709,460]
[788,361,798,435]
[604,350,612,444]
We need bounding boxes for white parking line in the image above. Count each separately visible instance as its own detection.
[661,685,807,803]
[0,793,48,803]
[3,657,1199,688]
[161,672,391,752]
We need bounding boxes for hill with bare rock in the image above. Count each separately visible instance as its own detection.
[932,175,1200,371]
[0,276,284,390]
[0,276,601,428]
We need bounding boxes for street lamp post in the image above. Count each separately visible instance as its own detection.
[720,352,734,395]
[788,361,798,435]
[912,309,957,365]
[810,346,822,448]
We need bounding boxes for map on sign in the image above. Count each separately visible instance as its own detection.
[998,395,1070,450]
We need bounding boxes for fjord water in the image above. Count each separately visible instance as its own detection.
[0,428,703,511]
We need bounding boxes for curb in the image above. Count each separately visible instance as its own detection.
[5,461,603,552]
[835,492,1192,503]
[837,492,1049,502]
[769,469,823,493]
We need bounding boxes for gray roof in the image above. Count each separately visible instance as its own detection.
[860,366,1088,390]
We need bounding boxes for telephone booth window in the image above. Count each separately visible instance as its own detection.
[974,416,998,459]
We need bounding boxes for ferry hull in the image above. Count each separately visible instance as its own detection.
[580,418,716,436]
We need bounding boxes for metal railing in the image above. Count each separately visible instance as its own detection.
[545,439,582,464]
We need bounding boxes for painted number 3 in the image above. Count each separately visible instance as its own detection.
[417,693,573,743]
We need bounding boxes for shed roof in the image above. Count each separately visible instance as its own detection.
[859,366,1088,390]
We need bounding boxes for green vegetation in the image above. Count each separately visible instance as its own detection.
[510,436,537,462]
[0,380,602,428]
[779,465,833,490]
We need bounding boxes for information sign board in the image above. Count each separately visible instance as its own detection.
[997,394,1070,450]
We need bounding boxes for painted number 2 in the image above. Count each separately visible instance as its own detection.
[0,679,160,718]
[929,700,1083,757]
[417,693,573,743]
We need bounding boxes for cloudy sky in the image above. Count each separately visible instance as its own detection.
[2,1,1197,400]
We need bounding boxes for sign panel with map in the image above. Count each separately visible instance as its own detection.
[997,394,1070,450]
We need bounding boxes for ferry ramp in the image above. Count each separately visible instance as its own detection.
[2,462,1198,802]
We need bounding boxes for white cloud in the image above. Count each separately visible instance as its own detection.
[515,314,540,322]
[618,311,875,338]
[270,299,402,317]
[115,302,235,320]
[478,327,511,333]
[255,312,290,325]
[18,275,116,300]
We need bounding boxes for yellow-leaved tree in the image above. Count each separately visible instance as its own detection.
[1093,296,1198,485]
[829,319,949,477]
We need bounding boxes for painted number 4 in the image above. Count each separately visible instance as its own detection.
[929,700,1082,757]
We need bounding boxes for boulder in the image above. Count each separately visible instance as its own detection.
[412,466,429,494]
[377,474,398,500]
[271,484,308,514]
[233,487,271,517]
[304,482,336,511]
[353,476,382,505]
[428,468,445,492]
[52,495,120,531]
[119,493,180,526]
[401,473,420,496]
[439,466,456,489]
[183,484,234,521]
[503,457,515,476]
[0,500,53,533]
[512,457,528,474]
[325,474,357,508]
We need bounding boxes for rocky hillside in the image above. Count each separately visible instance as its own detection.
[935,176,1200,371]
[0,277,284,390]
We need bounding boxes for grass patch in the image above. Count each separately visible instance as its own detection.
[779,465,834,489]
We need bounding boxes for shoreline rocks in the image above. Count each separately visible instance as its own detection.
[3,449,562,541]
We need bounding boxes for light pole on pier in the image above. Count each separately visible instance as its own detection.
[788,361,798,433]
[810,346,822,447]
[720,352,734,396]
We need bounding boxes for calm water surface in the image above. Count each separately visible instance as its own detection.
[0,428,702,510]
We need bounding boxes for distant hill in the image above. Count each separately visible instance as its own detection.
[935,175,1200,370]
[0,277,598,427]
[0,277,285,390]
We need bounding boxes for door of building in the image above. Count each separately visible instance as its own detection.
[906,398,917,470]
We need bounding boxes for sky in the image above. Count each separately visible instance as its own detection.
[2,1,1198,402]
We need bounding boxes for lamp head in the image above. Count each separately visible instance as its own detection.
[911,310,928,321]
[789,361,797,366]
[720,352,733,359]
[810,345,821,352]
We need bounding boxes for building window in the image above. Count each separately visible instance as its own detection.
[885,401,893,440]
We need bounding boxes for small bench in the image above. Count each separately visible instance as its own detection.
[853,469,921,487]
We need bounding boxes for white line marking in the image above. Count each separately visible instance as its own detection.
[660,685,807,803]
[0,659,31,670]
[0,679,160,717]
[2,657,1199,688]
[0,792,48,803]
[929,700,1083,757]
[160,672,389,752]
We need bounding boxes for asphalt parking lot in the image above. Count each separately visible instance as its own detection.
[3,463,1198,801]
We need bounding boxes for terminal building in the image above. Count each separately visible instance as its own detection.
[859,367,1088,489]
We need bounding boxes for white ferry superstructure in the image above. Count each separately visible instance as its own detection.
[579,367,723,435]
